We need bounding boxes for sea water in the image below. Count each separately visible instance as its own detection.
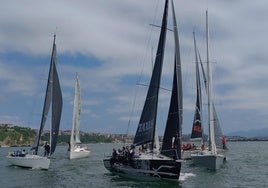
[1,141,268,188]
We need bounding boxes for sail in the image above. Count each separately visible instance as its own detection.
[75,76,81,143]
[190,32,203,140]
[213,109,224,148]
[71,75,81,147]
[133,0,168,147]
[31,37,55,154]
[50,37,62,155]
[31,35,62,155]
[198,38,224,149]
[161,0,182,160]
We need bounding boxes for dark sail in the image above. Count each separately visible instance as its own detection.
[190,33,203,140]
[133,0,169,147]
[50,38,62,155]
[161,0,182,160]
[31,38,54,154]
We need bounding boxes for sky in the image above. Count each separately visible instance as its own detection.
[0,0,268,136]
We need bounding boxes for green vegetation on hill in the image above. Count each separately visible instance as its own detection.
[0,125,113,146]
[0,126,36,146]
[42,133,113,144]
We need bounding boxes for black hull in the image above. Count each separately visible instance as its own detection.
[103,157,181,181]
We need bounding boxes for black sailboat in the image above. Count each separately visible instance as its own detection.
[103,0,182,180]
[7,35,63,170]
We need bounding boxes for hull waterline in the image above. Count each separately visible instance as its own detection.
[7,154,50,170]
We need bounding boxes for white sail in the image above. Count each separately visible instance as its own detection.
[69,74,90,159]
[71,74,81,145]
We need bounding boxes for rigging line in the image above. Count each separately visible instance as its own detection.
[149,24,173,32]
[136,0,161,85]
[125,79,139,144]
[136,83,171,92]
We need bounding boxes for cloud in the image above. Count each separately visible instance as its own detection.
[0,0,268,135]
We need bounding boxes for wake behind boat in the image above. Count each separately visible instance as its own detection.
[104,0,183,181]
[68,74,90,159]
[7,35,63,170]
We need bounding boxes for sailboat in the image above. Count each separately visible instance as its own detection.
[69,74,90,159]
[181,32,204,160]
[190,11,225,170]
[7,35,63,170]
[103,0,183,180]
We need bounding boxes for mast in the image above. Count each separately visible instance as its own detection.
[206,11,216,153]
[161,0,182,159]
[50,35,55,155]
[31,35,56,154]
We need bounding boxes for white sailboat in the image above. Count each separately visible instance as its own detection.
[69,74,90,159]
[191,11,226,170]
[7,35,63,170]
[103,0,183,180]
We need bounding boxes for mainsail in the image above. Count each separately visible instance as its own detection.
[31,35,62,155]
[161,0,183,160]
[71,75,82,147]
[198,43,224,149]
[133,0,169,148]
[50,38,63,155]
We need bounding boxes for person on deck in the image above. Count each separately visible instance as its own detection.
[172,133,179,149]
[221,136,226,149]
[44,142,50,157]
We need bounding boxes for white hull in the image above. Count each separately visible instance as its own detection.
[181,149,200,160]
[69,147,90,159]
[191,151,225,170]
[7,154,50,170]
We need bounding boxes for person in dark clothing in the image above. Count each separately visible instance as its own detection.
[44,142,50,157]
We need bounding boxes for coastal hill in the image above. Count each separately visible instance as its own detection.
[0,124,131,147]
[0,124,267,147]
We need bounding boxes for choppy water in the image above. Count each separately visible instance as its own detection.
[1,141,268,188]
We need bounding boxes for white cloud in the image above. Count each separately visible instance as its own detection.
[0,0,268,134]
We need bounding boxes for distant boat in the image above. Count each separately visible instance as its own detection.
[7,35,63,170]
[103,0,183,180]
[69,74,90,159]
[191,11,226,170]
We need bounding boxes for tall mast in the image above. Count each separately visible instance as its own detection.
[206,11,216,153]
